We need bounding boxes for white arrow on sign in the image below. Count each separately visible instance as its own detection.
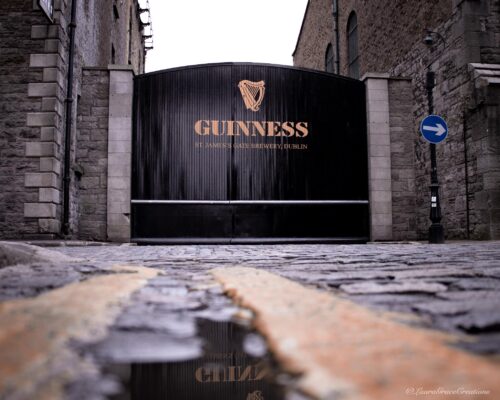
[423,123,446,136]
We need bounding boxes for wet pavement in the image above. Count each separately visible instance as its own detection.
[1,241,500,399]
[54,242,500,355]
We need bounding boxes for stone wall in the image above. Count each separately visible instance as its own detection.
[76,0,145,73]
[388,78,418,240]
[0,0,65,239]
[75,68,110,240]
[466,64,500,239]
[294,0,500,240]
[293,0,333,72]
[0,0,146,240]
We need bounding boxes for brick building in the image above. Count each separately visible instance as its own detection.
[0,0,151,240]
[294,0,500,240]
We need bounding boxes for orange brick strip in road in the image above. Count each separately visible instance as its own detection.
[212,267,500,400]
[0,265,158,400]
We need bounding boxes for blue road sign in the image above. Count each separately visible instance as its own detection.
[420,115,448,144]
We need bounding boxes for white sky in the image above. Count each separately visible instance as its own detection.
[144,0,309,73]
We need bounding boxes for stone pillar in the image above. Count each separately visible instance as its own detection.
[24,0,67,237]
[363,73,393,241]
[468,63,500,239]
[107,65,134,242]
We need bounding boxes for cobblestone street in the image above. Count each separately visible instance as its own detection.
[1,241,500,399]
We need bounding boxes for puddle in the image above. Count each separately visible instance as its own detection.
[104,319,295,400]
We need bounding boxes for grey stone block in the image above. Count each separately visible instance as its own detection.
[109,94,132,117]
[41,98,63,115]
[108,164,131,177]
[41,127,62,144]
[108,177,130,190]
[108,140,131,154]
[25,142,57,157]
[371,224,393,241]
[39,218,61,233]
[28,83,59,97]
[108,202,130,214]
[29,54,60,68]
[31,25,49,39]
[369,144,391,158]
[108,213,130,227]
[24,203,57,218]
[108,153,131,166]
[25,173,58,188]
[39,188,60,203]
[44,39,62,54]
[27,112,57,127]
[367,111,390,125]
[370,156,391,170]
[42,68,64,86]
[40,158,61,174]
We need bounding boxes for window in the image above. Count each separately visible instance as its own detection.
[325,44,334,73]
[113,4,120,20]
[347,12,359,79]
[128,7,133,65]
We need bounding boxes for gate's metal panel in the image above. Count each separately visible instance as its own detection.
[132,63,369,242]
[133,65,232,201]
[230,64,367,201]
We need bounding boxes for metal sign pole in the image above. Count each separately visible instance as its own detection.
[425,70,445,243]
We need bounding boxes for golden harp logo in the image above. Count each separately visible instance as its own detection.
[238,80,265,112]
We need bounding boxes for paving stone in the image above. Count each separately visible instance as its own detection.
[340,281,448,294]
[346,293,434,307]
[114,312,197,337]
[0,264,81,300]
[0,241,78,268]
[451,277,500,290]
[90,331,202,363]
[412,300,492,316]
[456,333,500,354]
[391,267,477,279]
[453,309,500,332]
[436,290,500,301]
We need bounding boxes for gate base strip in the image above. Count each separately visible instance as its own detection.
[132,237,369,245]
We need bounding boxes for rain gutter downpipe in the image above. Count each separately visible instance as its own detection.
[62,0,77,236]
[333,0,340,74]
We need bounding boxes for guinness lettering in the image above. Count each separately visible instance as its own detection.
[195,363,269,383]
[194,120,309,138]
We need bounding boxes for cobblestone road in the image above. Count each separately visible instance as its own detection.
[1,241,500,399]
[48,242,500,355]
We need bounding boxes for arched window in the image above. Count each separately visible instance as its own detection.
[347,12,359,79]
[325,44,334,73]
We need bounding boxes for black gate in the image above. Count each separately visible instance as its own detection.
[132,63,369,243]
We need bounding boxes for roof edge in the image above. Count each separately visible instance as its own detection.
[292,0,311,59]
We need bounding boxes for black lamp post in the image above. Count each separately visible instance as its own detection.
[424,30,445,244]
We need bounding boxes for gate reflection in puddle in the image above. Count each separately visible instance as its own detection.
[106,320,290,400]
